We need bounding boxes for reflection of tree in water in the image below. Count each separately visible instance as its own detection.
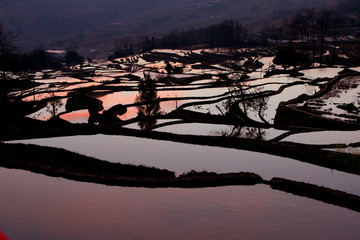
[222,73,269,125]
[216,126,266,140]
[135,73,161,129]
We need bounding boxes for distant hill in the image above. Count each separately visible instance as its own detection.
[0,0,338,51]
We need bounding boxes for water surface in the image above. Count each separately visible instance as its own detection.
[1,168,359,240]
[10,134,360,195]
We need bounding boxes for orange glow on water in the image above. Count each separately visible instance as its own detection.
[59,89,186,123]
[119,107,138,120]
[60,110,89,123]
[98,91,138,109]
[97,90,185,114]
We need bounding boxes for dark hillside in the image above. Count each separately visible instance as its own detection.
[0,0,337,50]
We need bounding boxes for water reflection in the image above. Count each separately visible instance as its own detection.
[1,168,360,240]
[135,73,162,129]
[155,122,286,139]
[217,126,267,139]
[10,135,360,195]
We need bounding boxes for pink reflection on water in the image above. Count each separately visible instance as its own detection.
[1,168,360,240]
[98,90,185,115]
[98,91,138,109]
[119,107,138,120]
[22,92,68,102]
[60,110,90,123]
[59,89,186,123]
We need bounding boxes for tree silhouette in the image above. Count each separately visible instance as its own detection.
[141,20,248,51]
[165,61,174,75]
[46,93,64,119]
[64,49,84,66]
[318,10,331,66]
[24,49,62,70]
[222,74,269,125]
[135,73,161,129]
[273,47,309,68]
[0,22,16,81]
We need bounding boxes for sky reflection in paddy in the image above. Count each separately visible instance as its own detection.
[34,76,84,83]
[300,67,342,79]
[264,84,320,122]
[10,134,360,195]
[26,99,67,121]
[22,91,68,102]
[155,123,287,140]
[282,130,360,145]
[60,110,90,123]
[1,167,359,240]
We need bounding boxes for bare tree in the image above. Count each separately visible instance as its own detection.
[304,7,317,63]
[0,21,16,80]
[222,74,269,125]
[0,22,15,56]
[46,93,64,119]
[288,8,333,66]
[318,10,331,65]
[329,13,345,64]
[290,9,312,52]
